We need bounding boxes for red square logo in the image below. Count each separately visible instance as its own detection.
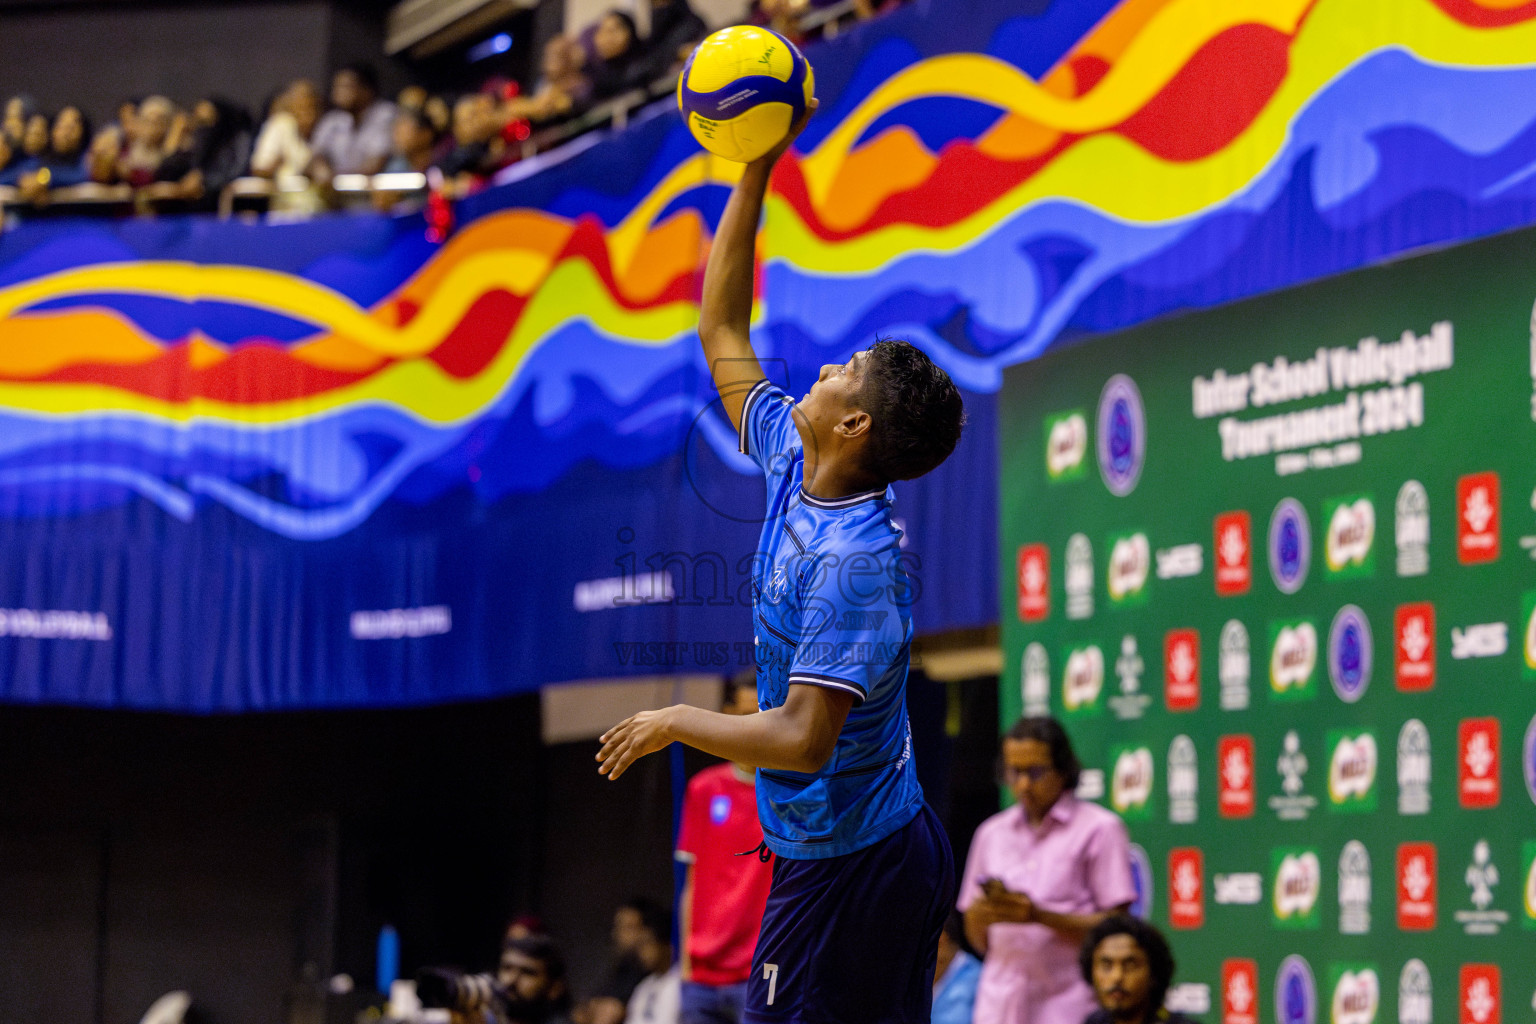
[1214,511,1252,596]
[1457,473,1500,564]
[1222,959,1259,1024]
[1459,718,1500,808]
[1460,965,1501,1024]
[1395,602,1436,691]
[1164,629,1201,711]
[1396,842,1437,930]
[1217,735,1254,818]
[1017,544,1049,622]
[1168,848,1204,929]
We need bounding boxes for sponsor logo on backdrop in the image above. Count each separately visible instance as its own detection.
[1220,620,1251,709]
[1328,731,1378,812]
[1525,713,1536,806]
[1339,841,1372,935]
[1395,481,1430,577]
[1451,622,1508,660]
[1110,746,1154,819]
[1220,735,1256,818]
[1270,498,1312,594]
[1066,534,1094,620]
[1271,619,1319,701]
[1325,495,1376,577]
[1331,966,1380,1024]
[1397,719,1431,816]
[1129,842,1153,918]
[1329,606,1372,703]
[1224,959,1259,1024]
[1156,543,1204,579]
[1167,985,1212,1016]
[1521,841,1536,929]
[1108,532,1151,604]
[1169,848,1204,928]
[1216,511,1252,595]
[1398,961,1431,1024]
[1459,966,1500,1024]
[1397,843,1437,930]
[1458,472,1500,564]
[1017,544,1049,622]
[350,605,452,638]
[1522,590,1536,681]
[1454,839,1508,936]
[1273,848,1322,928]
[1097,375,1146,497]
[1022,643,1051,716]
[1272,730,1318,821]
[1169,735,1198,824]
[1394,603,1435,691]
[1045,410,1089,481]
[1165,629,1200,711]
[1077,769,1106,801]
[1111,635,1150,720]
[1521,484,1536,560]
[1459,718,1500,808]
[1062,644,1104,714]
[1276,955,1318,1024]
[1215,872,1263,905]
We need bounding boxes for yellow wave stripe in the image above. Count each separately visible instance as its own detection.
[0,257,717,424]
[798,0,1315,205]
[771,0,1536,274]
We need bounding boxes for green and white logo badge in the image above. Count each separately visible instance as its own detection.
[1107,531,1150,605]
[1062,643,1104,714]
[1329,965,1379,1024]
[1522,590,1536,682]
[1324,494,1376,578]
[1045,410,1088,482]
[1327,730,1378,812]
[1270,619,1319,700]
[1109,744,1154,820]
[1273,847,1322,928]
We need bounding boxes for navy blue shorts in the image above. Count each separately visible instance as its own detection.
[744,804,955,1024]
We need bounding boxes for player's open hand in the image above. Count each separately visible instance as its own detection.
[597,707,676,780]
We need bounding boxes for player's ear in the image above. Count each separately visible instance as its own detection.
[837,409,870,440]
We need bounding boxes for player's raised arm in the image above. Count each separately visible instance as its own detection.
[698,101,816,433]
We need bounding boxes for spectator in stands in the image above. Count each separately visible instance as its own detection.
[251,79,321,180]
[0,133,16,188]
[3,112,51,185]
[499,934,575,1024]
[85,126,122,184]
[624,901,680,1024]
[503,36,593,126]
[748,0,808,44]
[440,92,508,192]
[638,0,707,79]
[582,897,670,1024]
[119,95,177,187]
[384,105,440,174]
[12,106,91,201]
[310,63,396,179]
[1080,916,1195,1024]
[2,95,34,147]
[146,98,254,208]
[932,911,982,1024]
[587,11,647,100]
[397,84,429,113]
[959,716,1136,1024]
[675,673,770,1024]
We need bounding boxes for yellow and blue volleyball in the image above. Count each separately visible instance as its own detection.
[677,26,815,163]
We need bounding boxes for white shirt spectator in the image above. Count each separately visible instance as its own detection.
[250,112,312,178]
[625,965,680,1024]
[310,99,396,174]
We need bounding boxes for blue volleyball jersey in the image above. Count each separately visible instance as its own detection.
[736,379,925,860]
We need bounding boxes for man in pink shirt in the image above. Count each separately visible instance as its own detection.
[958,717,1136,1024]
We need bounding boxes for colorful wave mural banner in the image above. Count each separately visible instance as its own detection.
[3,0,1536,709]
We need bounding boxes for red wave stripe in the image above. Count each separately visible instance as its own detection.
[1115,24,1291,161]
[1070,55,1112,97]
[426,290,526,379]
[782,18,1302,241]
[1428,0,1536,27]
[41,342,372,405]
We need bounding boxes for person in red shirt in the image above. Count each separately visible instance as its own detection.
[674,673,772,1024]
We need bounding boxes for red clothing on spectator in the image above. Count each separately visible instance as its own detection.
[675,763,772,987]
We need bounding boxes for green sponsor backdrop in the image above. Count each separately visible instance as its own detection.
[998,226,1536,1024]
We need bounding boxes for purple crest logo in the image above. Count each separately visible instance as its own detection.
[1328,605,1373,704]
[1524,713,1536,806]
[1097,375,1145,497]
[1268,498,1311,594]
[1128,842,1153,919]
[1275,955,1316,1024]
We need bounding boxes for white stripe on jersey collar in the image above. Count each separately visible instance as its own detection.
[799,485,886,510]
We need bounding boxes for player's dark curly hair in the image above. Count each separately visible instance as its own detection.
[859,338,965,482]
[1078,915,1175,1015]
[1004,714,1082,789]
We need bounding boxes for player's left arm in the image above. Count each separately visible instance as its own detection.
[596,683,852,780]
